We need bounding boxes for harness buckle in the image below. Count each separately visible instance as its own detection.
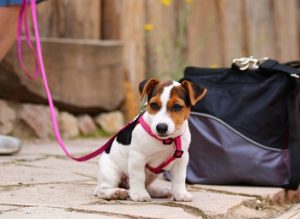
[163,138,173,145]
[173,150,184,158]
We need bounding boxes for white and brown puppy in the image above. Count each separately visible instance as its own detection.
[94,79,206,202]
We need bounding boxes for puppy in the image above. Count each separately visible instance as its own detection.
[94,79,207,202]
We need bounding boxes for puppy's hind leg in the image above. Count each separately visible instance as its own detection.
[94,154,128,200]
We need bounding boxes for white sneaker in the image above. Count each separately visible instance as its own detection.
[0,135,22,155]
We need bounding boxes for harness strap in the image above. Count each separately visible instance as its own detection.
[138,116,184,174]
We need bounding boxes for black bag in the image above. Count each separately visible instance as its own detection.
[182,58,300,189]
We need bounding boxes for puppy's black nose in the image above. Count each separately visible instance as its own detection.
[156,123,168,134]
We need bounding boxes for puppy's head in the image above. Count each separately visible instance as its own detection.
[139,79,207,138]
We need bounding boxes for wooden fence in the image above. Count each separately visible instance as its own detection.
[36,0,300,85]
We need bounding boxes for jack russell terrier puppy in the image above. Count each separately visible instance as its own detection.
[94,79,207,202]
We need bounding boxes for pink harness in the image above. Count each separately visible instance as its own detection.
[138,116,183,174]
[16,0,183,173]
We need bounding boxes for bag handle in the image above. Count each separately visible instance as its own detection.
[259,59,300,78]
[284,61,300,69]
[232,57,300,78]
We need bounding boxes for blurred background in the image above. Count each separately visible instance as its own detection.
[34,0,300,82]
[0,0,299,139]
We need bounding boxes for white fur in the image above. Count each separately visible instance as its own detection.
[149,84,175,137]
[94,81,192,202]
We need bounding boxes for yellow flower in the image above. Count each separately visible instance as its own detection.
[185,0,193,3]
[144,24,154,31]
[210,64,218,68]
[161,0,171,7]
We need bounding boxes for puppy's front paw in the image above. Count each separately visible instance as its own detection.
[173,191,192,202]
[130,190,151,202]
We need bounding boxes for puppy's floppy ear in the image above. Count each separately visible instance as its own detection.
[181,80,207,106]
[139,78,160,100]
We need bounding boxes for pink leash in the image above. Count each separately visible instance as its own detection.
[17,0,184,170]
[17,0,121,162]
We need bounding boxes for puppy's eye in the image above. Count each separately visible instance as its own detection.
[150,103,160,110]
[172,104,183,112]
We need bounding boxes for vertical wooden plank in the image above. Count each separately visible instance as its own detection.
[36,0,101,39]
[120,0,146,88]
[58,0,101,39]
[273,0,299,61]
[216,0,245,65]
[101,0,121,40]
[186,0,223,67]
[35,0,57,37]
[145,0,179,79]
[244,0,277,59]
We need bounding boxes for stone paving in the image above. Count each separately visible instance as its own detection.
[0,139,300,219]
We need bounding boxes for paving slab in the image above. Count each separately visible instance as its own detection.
[0,206,123,219]
[81,204,200,219]
[177,191,255,218]
[0,204,21,212]
[17,156,98,179]
[20,139,107,163]
[276,204,300,219]
[190,184,291,204]
[89,191,272,218]
[191,184,284,198]
[0,154,46,164]
[0,183,97,208]
[0,164,91,187]
[0,139,298,219]
[225,205,269,219]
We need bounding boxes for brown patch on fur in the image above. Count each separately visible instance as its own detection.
[146,80,174,114]
[147,96,162,115]
[139,79,173,101]
[145,82,193,129]
[167,86,191,129]
[111,189,128,200]
[162,80,173,87]
[139,78,160,100]
[142,80,205,130]
[119,174,129,189]
[149,80,173,98]
[181,80,207,106]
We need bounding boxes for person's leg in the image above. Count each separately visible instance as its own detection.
[0,5,22,155]
[0,6,20,60]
